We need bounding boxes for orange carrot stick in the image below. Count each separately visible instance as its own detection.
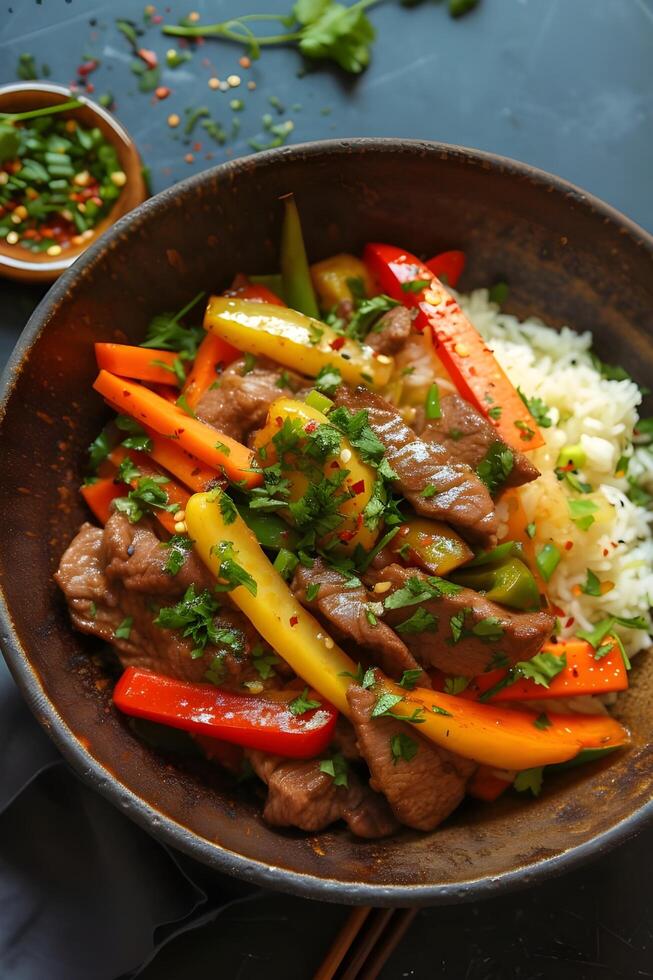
[465,638,628,703]
[467,766,512,802]
[95,344,183,387]
[109,446,189,534]
[182,334,239,410]
[81,474,126,524]
[141,424,220,492]
[93,370,261,489]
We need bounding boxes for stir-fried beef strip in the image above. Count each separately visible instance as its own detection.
[416,393,540,490]
[365,306,412,356]
[291,559,430,686]
[347,685,476,831]
[365,563,555,677]
[195,355,304,443]
[246,750,399,837]
[333,386,498,546]
[56,513,281,690]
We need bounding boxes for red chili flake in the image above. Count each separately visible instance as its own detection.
[338,530,355,543]
[330,336,346,351]
[86,82,95,94]
[122,390,131,397]
[603,548,609,556]
[304,421,318,434]
[275,416,283,427]
[558,463,575,473]
[289,615,299,628]
[565,617,575,629]
[138,48,158,69]
[445,297,456,306]
[572,667,579,678]
[152,13,163,23]
[155,86,171,100]
[611,541,618,548]
[77,60,98,77]
[329,460,340,470]
[351,479,365,495]
[193,141,202,152]
[564,540,573,550]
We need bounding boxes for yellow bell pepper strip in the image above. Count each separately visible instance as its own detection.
[185,491,630,770]
[280,193,320,319]
[465,638,628,702]
[251,396,378,554]
[185,491,356,715]
[95,344,184,387]
[389,517,473,576]
[380,676,629,770]
[93,370,261,490]
[203,297,394,389]
[310,253,375,309]
[364,243,544,451]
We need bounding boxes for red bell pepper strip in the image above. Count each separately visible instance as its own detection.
[465,638,628,703]
[113,667,338,759]
[364,243,544,451]
[225,276,286,306]
[425,250,466,288]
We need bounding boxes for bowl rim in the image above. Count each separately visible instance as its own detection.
[0,81,145,279]
[1,136,652,906]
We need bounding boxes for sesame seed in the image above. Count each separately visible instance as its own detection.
[219,81,229,91]
[208,76,220,90]
[376,354,392,365]
[424,289,441,305]
[46,245,63,257]
[373,581,392,594]
[10,213,22,225]
[174,509,186,521]
[6,231,18,245]
[454,343,470,357]
[247,80,257,91]
[339,448,352,464]
[227,74,241,87]
[73,170,91,187]
[244,680,264,694]
[324,637,334,649]
[110,170,127,187]
[167,113,181,128]
[174,521,187,533]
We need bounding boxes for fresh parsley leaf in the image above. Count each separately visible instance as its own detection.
[517,388,552,428]
[155,584,244,659]
[395,607,438,633]
[162,534,193,575]
[476,441,514,495]
[314,363,342,396]
[219,493,238,525]
[114,617,133,640]
[399,668,423,690]
[204,652,227,685]
[87,430,111,472]
[449,607,471,644]
[252,645,279,680]
[319,752,349,787]
[533,712,552,730]
[390,732,418,764]
[580,569,602,596]
[116,456,141,485]
[140,292,205,357]
[288,687,321,715]
[210,541,257,596]
[339,663,376,688]
[443,676,469,695]
[513,767,543,796]
[431,704,453,717]
[113,476,176,524]
[306,582,321,602]
[329,406,386,466]
[488,281,509,305]
[384,575,460,611]
[296,1,376,74]
[371,692,404,718]
[347,293,400,342]
[115,415,152,452]
[517,650,566,687]
[215,440,231,456]
[401,278,431,293]
[590,352,632,383]
[471,616,504,643]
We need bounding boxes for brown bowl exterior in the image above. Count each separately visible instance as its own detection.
[0,140,652,906]
[0,82,147,284]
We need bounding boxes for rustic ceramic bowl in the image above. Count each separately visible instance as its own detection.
[0,82,147,284]
[0,140,651,906]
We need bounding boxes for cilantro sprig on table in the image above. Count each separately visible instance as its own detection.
[162,0,480,74]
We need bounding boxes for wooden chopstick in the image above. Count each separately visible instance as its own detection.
[313,907,372,980]
[313,906,418,980]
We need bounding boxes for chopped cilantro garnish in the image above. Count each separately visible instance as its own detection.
[113,475,176,524]
[155,584,244,659]
[210,541,257,596]
[141,292,205,357]
[219,493,238,525]
[517,650,566,687]
[443,676,469,695]
[471,616,504,642]
[431,704,453,717]
[162,534,193,576]
[448,607,471,644]
[371,691,404,718]
[533,713,552,731]
[116,456,141,485]
[87,430,111,472]
[114,616,133,640]
[115,415,152,452]
[384,575,460,611]
[525,522,536,539]
[476,442,514,494]
[395,607,438,634]
[568,498,598,531]
[390,732,418,764]
[401,278,431,293]
[517,388,552,428]
[398,668,423,690]
[288,687,321,715]
[306,582,321,602]
[319,753,349,788]
[580,569,602,596]
[513,767,543,796]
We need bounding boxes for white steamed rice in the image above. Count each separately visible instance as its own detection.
[457,288,653,659]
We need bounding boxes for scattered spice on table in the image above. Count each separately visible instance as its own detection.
[0,103,125,254]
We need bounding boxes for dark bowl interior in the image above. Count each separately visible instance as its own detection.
[0,139,652,906]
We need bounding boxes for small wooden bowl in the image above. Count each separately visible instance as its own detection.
[0,82,147,284]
